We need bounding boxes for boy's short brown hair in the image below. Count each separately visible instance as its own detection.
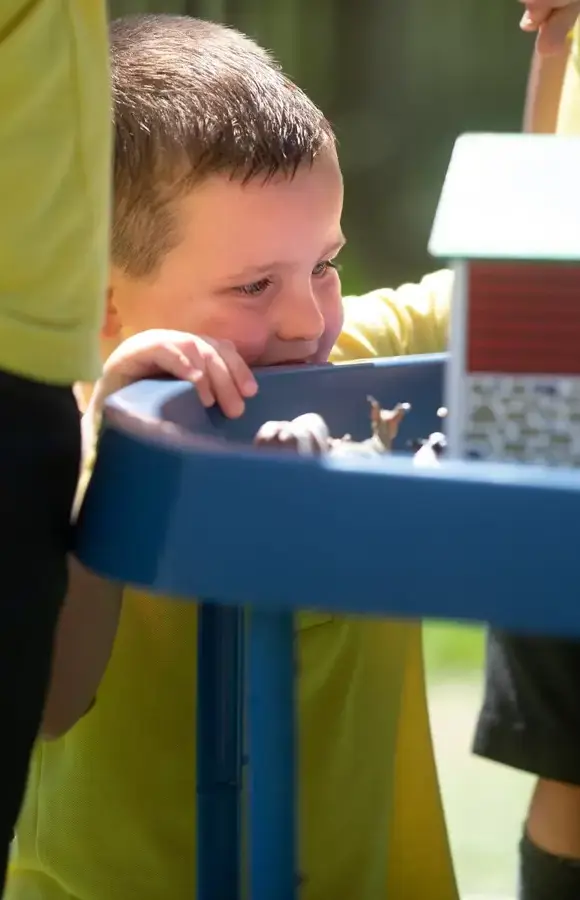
[110,14,335,278]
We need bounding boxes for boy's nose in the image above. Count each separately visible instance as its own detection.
[276,290,325,344]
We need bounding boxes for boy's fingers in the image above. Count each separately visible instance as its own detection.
[137,341,217,408]
[253,421,303,453]
[101,331,257,418]
[290,414,330,453]
[200,338,259,418]
[205,350,246,418]
[141,338,216,407]
[189,368,215,409]
[216,341,258,398]
[150,342,205,381]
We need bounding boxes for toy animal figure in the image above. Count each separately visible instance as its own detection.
[409,408,448,467]
[254,398,447,465]
[254,397,411,457]
[328,397,411,458]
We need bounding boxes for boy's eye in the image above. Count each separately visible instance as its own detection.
[237,277,273,297]
[236,259,341,296]
[312,259,341,278]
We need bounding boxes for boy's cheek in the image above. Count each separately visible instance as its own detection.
[227,322,274,366]
[328,289,345,339]
[317,307,344,362]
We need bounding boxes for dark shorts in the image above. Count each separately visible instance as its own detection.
[473,627,580,786]
[0,370,80,890]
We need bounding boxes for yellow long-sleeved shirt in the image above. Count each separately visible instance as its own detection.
[9,271,459,900]
[557,21,580,134]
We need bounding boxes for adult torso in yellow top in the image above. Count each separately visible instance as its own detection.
[0,2,110,385]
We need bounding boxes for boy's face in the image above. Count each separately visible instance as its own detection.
[108,148,345,367]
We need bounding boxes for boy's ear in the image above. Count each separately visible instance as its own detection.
[101,287,122,340]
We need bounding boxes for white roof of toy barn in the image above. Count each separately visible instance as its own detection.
[428,133,580,262]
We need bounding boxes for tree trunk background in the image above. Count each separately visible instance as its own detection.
[110,0,531,290]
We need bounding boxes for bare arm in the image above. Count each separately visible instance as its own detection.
[41,398,123,740]
[523,42,571,133]
[40,556,123,740]
[41,328,262,739]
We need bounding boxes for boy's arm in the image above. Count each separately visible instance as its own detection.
[42,327,258,738]
[40,557,123,740]
[330,269,452,363]
[523,40,571,132]
[41,402,123,740]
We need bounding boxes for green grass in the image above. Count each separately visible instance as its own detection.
[430,678,532,898]
[425,628,529,897]
[424,622,485,675]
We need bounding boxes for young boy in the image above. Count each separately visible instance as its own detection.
[0,2,110,889]
[473,8,580,899]
[8,15,457,900]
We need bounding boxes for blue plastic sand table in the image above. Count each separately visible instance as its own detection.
[76,132,580,900]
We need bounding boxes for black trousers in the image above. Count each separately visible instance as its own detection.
[0,370,80,893]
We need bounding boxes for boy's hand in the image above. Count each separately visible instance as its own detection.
[95,329,258,419]
[254,414,331,455]
[520,0,579,54]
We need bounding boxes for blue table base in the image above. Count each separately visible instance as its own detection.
[197,604,245,900]
[197,605,297,900]
[75,355,580,899]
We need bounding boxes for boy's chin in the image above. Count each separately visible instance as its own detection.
[256,347,334,367]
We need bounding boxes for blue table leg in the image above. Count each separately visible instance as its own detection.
[197,603,245,900]
[247,609,297,900]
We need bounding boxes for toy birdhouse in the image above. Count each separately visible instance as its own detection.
[429,133,580,466]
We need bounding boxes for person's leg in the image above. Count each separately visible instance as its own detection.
[473,628,580,900]
[517,782,580,900]
[0,371,80,891]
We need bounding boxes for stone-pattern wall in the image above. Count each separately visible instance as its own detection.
[464,374,580,467]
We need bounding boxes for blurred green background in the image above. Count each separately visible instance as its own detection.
[109,2,535,895]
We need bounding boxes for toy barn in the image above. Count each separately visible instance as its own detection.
[429,133,580,466]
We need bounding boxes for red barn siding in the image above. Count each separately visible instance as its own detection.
[467,262,580,374]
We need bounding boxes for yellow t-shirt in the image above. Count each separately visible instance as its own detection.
[557,21,580,134]
[0,3,110,385]
[8,271,457,900]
